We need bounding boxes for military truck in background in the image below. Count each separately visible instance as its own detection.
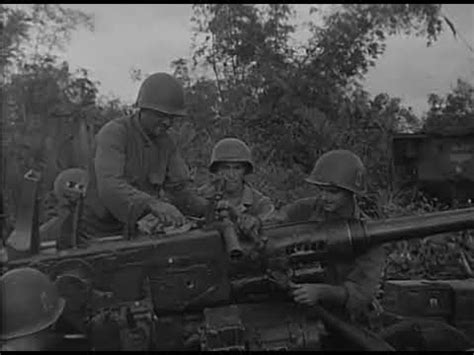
[392,128,474,202]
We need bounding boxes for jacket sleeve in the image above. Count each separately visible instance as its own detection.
[252,193,275,222]
[162,145,209,217]
[94,123,154,223]
[196,183,216,199]
[164,186,210,217]
[343,245,386,314]
[272,198,316,223]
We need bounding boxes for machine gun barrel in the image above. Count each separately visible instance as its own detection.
[220,220,244,259]
[262,207,474,260]
[365,207,474,245]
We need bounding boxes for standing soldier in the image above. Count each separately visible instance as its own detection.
[79,73,209,243]
[198,138,275,236]
[275,150,386,338]
[0,268,65,351]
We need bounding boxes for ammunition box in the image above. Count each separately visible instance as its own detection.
[430,279,474,322]
[382,280,453,319]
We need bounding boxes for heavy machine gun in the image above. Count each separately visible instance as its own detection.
[2,170,474,351]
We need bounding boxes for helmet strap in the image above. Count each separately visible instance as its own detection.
[352,193,362,218]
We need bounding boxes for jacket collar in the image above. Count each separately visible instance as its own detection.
[131,112,154,147]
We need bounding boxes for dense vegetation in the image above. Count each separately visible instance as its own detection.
[2,4,473,280]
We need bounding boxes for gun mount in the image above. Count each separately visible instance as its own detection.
[3,172,474,351]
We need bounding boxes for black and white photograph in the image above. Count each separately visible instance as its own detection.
[1,3,473,351]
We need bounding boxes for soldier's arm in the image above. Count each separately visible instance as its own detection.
[297,246,385,312]
[196,183,216,200]
[95,123,155,223]
[270,198,316,223]
[162,146,209,217]
[342,245,386,314]
[252,192,275,222]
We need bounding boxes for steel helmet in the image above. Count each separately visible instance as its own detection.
[135,72,186,116]
[305,149,366,195]
[53,168,89,203]
[209,138,254,174]
[0,267,65,340]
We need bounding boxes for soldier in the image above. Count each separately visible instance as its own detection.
[275,150,385,328]
[0,268,65,351]
[79,73,209,243]
[198,138,275,235]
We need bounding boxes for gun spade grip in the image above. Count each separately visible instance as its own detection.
[221,221,243,259]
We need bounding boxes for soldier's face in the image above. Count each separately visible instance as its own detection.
[216,162,246,192]
[318,186,353,213]
[140,109,174,137]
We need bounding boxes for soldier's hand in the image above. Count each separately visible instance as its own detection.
[216,200,230,211]
[137,213,160,235]
[148,200,185,227]
[237,214,261,236]
[290,283,338,306]
[215,200,238,219]
[57,184,85,207]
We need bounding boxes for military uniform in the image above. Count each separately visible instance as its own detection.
[279,196,385,320]
[278,150,386,330]
[200,137,275,225]
[80,114,206,240]
[277,150,386,350]
[79,73,207,242]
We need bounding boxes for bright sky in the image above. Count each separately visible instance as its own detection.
[58,4,473,117]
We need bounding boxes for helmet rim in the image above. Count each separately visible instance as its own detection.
[0,268,66,341]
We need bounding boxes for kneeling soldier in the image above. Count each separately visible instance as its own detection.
[199,138,275,236]
[277,150,385,330]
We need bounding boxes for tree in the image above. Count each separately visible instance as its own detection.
[424,79,474,133]
[2,5,130,232]
[186,4,446,198]
[1,5,94,76]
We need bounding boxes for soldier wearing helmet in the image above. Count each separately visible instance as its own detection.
[79,73,208,242]
[53,168,89,207]
[0,268,65,351]
[198,138,274,235]
[38,168,89,247]
[275,150,385,335]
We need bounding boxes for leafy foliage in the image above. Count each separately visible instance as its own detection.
[2,5,128,233]
[380,190,474,280]
[1,4,94,73]
[423,79,474,133]
[184,4,437,192]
